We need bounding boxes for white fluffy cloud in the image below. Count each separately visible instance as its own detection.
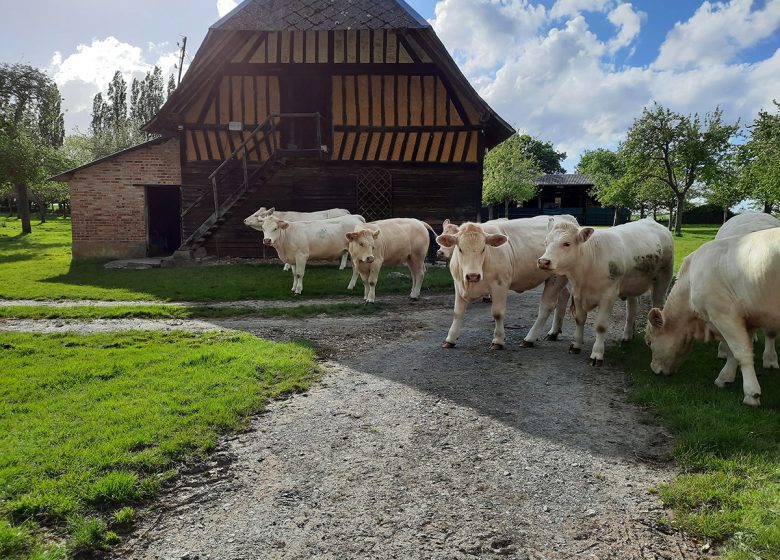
[49,37,182,133]
[217,0,239,18]
[431,0,780,169]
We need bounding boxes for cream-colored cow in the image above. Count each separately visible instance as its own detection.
[645,226,780,406]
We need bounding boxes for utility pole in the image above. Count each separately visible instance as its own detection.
[177,36,187,85]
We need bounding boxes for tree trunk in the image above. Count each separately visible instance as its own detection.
[488,205,493,220]
[613,207,619,226]
[674,195,685,236]
[723,206,728,224]
[639,204,646,219]
[14,183,32,234]
[652,207,657,221]
[764,201,772,214]
[504,199,509,219]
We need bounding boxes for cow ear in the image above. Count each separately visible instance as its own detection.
[372,229,380,239]
[578,227,595,243]
[485,233,508,247]
[648,308,664,329]
[442,218,450,227]
[345,232,358,241]
[267,207,274,214]
[278,220,289,229]
[436,234,457,248]
[547,217,555,233]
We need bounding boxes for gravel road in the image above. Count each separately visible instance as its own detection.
[2,289,708,559]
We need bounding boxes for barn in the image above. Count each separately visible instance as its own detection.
[53,0,513,259]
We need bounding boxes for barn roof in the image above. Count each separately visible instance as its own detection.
[49,137,170,182]
[535,173,595,187]
[213,0,429,31]
[145,0,513,148]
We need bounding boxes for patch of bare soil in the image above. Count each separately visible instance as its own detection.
[1,289,708,559]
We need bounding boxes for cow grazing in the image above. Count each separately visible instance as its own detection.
[645,227,780,406]
[436,216,575,350]
[261,214,365,294]
[244,207,352,270]
[538,218,673,365]
[713,212,780,368]
[346,218,436,303]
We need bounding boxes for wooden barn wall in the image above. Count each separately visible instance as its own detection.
[193,160,481,257]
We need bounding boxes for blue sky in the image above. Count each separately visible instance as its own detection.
[2,0,779,169]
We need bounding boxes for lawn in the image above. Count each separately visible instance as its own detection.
[0,330,317,559]
[615,337,780,559]
[0,216,452,301]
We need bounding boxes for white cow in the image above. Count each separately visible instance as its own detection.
[261,214,365,294]
[713,212,780,368]
[346,218,436,303]
[435,216,575,350]
[538,218,674,365]
[244,207,352,270]
[435,218,507,260]
[645,227,780,406]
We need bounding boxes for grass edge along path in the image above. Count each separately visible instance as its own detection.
[612,337,780,560]
[0,330,318,559]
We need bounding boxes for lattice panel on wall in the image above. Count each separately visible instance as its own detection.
[356,168,392,223]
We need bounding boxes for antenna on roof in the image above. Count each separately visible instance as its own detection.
[176,36,188,86]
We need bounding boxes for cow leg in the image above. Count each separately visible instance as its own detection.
[622,297,638,342]
[588,297,615,365]
[289,264,297,292]
[762,330,779,369]
[714,342,739,387]
[712,320,761,406]
[570,297,587,355]
[365,262,381,303]
[283,263,291,271]
[339,250,349,270]
[443,294,469,348]
[523,276,566,346]
[548,285,570,340]
[651,264,673,308]
[408,258,426,300]
[293,256,307,295]
[347,261,359,290]
[717,341,728,359]
[489,287,509,350]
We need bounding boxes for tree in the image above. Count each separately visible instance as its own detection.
[515,134,566,174]
[483,133,541,218]
[0,63,65,233]
[576,148,632,225]
[167,74,176,98]
[621,103,738,235]
[738,103,780,213]
[706,153,746,223]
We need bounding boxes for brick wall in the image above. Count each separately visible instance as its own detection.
[69,138,181,259]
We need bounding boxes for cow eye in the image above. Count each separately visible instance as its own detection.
[563,242,571,247]
[481,248,485,254]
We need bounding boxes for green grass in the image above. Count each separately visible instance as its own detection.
[670,224,719,272]
[0,330,317,558]
[614,337,780,559]
[0,216,452,301]
[0,302,383,320]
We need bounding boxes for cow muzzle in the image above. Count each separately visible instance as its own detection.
[537,258,552,270]
[263,238,273,246]
[465,273,481,283]
[436,250,444,259]
[364,256,375,263]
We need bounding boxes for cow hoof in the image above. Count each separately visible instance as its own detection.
[588,358,604,367]
[543,333,559,341]
[568,345,581,354]
[520,340,534,348]
[442,341,456,349]
[743,394,761,407]
[410,296,419,301]
[489,343,504,351]
[763,361,780,370]
[714,379,733,388]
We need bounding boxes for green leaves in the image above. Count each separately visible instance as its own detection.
[483,133,543,208]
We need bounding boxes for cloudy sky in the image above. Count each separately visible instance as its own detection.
[2,0,779,170]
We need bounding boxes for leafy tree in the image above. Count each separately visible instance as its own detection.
[576,148,630,225]
[738,103,780,213]
[483,133,541,218]
[516,133,566,174]
[167,74,176,98]
[621,103,738,235]
[0,63,65,233]
[706,153,746,223]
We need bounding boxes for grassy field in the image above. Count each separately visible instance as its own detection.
[670,224,719,272]
[0,330,317,559]
[615,337,780,559]
[0,216,452,301]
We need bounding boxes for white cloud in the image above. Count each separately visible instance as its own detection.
[655,0,780,70]
[49,37,182,133]
[550,0,611,19]
[430,0,780,170]
[217,0,239,18]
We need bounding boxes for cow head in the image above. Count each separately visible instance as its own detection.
[538,220,594,272]
[260,215,289,246]
[644,307,692,375]
[243,207,273,229]
[436,219,460,260]
[436,222,507,284]
[346,226,380,263]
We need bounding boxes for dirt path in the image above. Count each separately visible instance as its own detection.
[2,291,706,559]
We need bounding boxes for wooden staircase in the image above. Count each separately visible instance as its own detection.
[180,113,325,252]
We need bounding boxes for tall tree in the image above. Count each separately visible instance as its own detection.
[483,133,541,218]
[576,148,631,225]
[621,103,738,235]
[0,63,65,233]
[167,74,176,98]
[516,134,567,174]
[738,103,780,213]
[707,153,745,223]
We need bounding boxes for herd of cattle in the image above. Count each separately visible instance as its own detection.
[243,208,780,407]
